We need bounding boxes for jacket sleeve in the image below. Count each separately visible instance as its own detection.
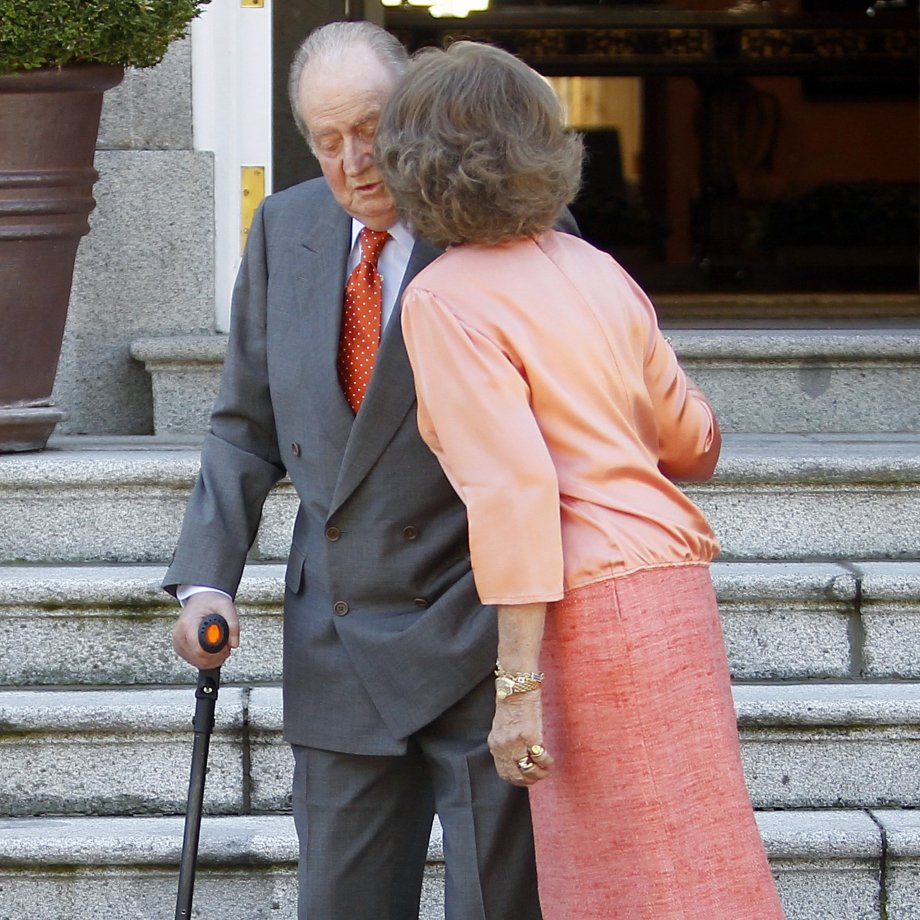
[401,287,565,606]
[623,272,721,482]
[163,201,286,598]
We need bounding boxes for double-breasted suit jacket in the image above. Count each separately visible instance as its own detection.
[163,178,498,754]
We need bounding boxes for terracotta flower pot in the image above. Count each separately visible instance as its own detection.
[0,63,124,452]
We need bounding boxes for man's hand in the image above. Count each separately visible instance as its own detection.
[488,691,555,787]
[172,591,240,670]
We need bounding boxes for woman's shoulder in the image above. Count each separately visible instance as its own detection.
[409,236,531,287]
[540,227,607,260]
[409,231,619,303]
[537,229,635,286]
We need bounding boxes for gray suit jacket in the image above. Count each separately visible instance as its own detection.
[164,178,496,754]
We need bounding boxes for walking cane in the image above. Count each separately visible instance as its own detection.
[175,612,230,920]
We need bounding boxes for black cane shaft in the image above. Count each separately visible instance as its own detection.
[176,726,213,919]
[175,613,228,919]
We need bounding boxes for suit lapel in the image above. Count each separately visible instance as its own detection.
[291,200,355,451]
[329,235,442,516]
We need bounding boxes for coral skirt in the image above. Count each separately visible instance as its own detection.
[530,564,785,920]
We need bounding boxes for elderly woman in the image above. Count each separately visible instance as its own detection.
[375,41,785,920]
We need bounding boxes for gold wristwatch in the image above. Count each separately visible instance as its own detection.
[494,661,544,701]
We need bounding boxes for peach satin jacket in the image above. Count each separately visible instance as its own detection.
[400,230,721,606]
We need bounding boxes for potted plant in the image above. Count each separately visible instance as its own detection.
[0,0,210,452]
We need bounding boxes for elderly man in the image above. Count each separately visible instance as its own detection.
[166,20,552,920]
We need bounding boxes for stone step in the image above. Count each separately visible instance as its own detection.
[0,687,251,818]
[132,326,920,435]
[716,560,920,681]
[1,434,919,563]
[2,560,919,687]
[3,683,920,817]
[0,564,285,687]
[735,682,920,809]
[0,815,440,920]
[0,810,915,920]
[668,328,920,433]
[655,292,920,327]
[686,433,920,562]
[0,436,282,564]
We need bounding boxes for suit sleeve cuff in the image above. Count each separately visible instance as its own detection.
[176,584,234,607]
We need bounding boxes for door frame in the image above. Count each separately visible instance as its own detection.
[191,0,274,332]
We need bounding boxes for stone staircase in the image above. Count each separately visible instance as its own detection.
[1,320,920,918]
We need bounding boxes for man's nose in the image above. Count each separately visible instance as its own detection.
[342,136,373,176]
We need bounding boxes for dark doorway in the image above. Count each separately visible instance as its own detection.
[274,1,920,302]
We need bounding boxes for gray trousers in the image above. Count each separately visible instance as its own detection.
[291,676,543,920]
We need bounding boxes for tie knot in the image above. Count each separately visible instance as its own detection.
[359,228,390,266]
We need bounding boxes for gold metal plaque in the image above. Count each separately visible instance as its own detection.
[241,166,266,253]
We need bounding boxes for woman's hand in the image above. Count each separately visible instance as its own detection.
[488,690,555,787]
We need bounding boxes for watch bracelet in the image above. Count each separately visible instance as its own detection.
[495,661,544,693]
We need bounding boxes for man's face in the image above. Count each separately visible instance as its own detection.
[297,45,399,231]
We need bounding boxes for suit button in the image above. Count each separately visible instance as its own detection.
[333,601,349,616]
[291,442,302,457]
[403,525,419,540]
[414,597,429,608]
[325,525,341,541]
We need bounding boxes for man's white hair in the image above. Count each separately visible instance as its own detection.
[288,20,409,141]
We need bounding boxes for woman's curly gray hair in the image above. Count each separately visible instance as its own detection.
[375,41,583,248]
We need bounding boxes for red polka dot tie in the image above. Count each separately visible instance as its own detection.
[337,228,390,413]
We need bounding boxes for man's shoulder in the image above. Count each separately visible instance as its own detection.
[262,175,335,219]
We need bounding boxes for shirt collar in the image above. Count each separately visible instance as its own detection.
[350,218,414,252]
